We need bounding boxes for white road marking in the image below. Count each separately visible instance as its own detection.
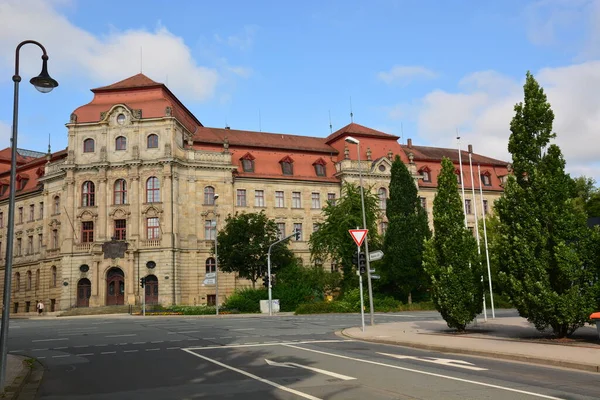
[169,340,183,342]
[221,336,232,339]
[78,353,94,356]
[133,342,146,344]
[94,344,108,347]
[284,345,563,400]
[231,328,255,331]
[265,359,355,381]
[32,348,49,351]
[32,338,68,342]
[73,345,88,348]
[106,334,137,338]
[151,340,164,343]
[167,347,180,350]
[146,348,160,351]
[378,353,488,371]
[185,339,352,351]
[37,356,46,359]
[183,349,322,400]
[54,347,68,350]
[52,355,70,358]
[8,350,23,353]
[169,330,199,334]
[101,351,116,355]
[124,350,138,353]
[204,337,216,340]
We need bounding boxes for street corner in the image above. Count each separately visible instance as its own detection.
[1,354,33,399]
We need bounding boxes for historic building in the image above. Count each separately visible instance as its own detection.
[0,74,510,313]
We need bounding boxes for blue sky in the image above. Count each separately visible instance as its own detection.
[1,0,599,180]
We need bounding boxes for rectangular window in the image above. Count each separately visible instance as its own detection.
[254,190,265,207]
[205,220,216,240]
[0,211,3,227]
[275,191,285,208]
[292,192,301,208]
[380,222,388,235]
[38,234,42,252]
[52,229,58,249]
[147,217,160,239]
[420,197,427,211]
[115,219,126,240]
[456,173,462,185]
[481,174,492,186]
[82,221,94,243]
[277,222,286,240]
[16,238,22,256]
[27,235,33,254]
[312,223,320,232]
[207,294,216,306]
[236,189,246,207]
[293,223,302,241]
[29,204,35,222]
[18,207,23,224]
[465,199,472,215]
[483,199,489,215]
[0,241,2,258]
[311,192,321,209]
[39,202,44,219]
[327,193,336,205]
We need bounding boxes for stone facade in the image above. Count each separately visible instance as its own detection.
[0,74,509,312]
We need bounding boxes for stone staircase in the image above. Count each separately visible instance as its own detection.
[59,305,141,317]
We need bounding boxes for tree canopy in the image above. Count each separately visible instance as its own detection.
[216,211,295,287]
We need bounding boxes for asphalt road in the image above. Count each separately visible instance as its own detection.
[5,310,600,399]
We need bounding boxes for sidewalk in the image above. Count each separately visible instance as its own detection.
[341,317,600,373]
[1,354,30,399]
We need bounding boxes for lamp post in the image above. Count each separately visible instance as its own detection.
[0,40,58,392]
[344,136,375,326]
[213,194,220,316]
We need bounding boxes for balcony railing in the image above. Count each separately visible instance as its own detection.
[141,239,161,248]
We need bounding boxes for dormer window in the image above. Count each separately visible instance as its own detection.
[313,158,327,177]
[419,167,431,182]
[455,169,462,184]
[240,153,255,172]
[280,156,294,176]
[83,138,95,153]
[16,174,29,191]
[481,171,492,186]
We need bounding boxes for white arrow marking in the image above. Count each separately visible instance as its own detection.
[265,359,356,380]
[377,353,488,371]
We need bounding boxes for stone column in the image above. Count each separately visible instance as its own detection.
[126,253,135,305]
[98,169,107,241]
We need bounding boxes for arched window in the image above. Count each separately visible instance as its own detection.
[53,196,60,214]
[26,271,32,290]
[205,258,216,273]
[115,136,127,151]
[35,269,40,289]
[51,266,57,287]
[82,181,95,206]
[147,134,159,149]
[378,187,387,210]
[83,138,95,153]
[114,179,127,205]
[146,177,160,203]
[15,272,20,292]
[204,186,215,205]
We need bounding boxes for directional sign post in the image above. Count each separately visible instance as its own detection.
[369,250,384,262]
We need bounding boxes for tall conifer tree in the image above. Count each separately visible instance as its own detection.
[382,155,430,303]
[423,158,481,331]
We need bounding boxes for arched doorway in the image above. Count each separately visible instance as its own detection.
[106,267,125,306]
[77,278,91,307]
[145,275,158,305]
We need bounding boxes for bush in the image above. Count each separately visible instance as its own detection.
[222,288,267,313]
[170,305,216,315]
[295,301,353,314]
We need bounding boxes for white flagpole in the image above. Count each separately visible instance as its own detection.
[478,163,495,318]
[468,145,486,322]
[457,136,467,227]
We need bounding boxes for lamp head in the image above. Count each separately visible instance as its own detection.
[214,193,219,201]
[30,56,58,93]
[345,136,359,145]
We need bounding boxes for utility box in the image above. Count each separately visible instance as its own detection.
[260,300,280,314]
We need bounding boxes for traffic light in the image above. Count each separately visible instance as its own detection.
[140,277,146,288]
[262,275,270,288]
[294,229,301,241]
[352,251,359,266]
[358,253,367,274]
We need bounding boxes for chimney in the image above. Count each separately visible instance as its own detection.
[225,126,231,130]
[407,138,412,148]
[468,144,473,153]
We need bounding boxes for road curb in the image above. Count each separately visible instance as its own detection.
[0,357,32,400]
[338,329,600,374]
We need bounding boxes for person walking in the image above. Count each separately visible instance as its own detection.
[37,300,44,315]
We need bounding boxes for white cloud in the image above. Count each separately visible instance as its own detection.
[377,65,437,86]
[0,0,247,102]
[0,121,10,145]
[214,25,258,52]
[402,62,600,181]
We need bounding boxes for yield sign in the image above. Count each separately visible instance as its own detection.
[349,229,368,247]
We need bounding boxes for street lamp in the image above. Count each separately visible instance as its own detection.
[344,136,375,326]
[0,40,58,391]
[213,193,219,316]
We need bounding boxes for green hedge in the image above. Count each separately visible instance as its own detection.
[295,300,437,314]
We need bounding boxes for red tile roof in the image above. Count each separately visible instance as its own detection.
[193,127,338,154]
[91,73,162,92]
[325,122,399,144]
[404,144,508,167]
